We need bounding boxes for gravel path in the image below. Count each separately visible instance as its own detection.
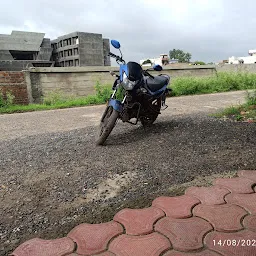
[0,90,246,141]
[1,91,255,256]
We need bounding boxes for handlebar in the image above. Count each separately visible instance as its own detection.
[108,52,118,58]
[108,52,125,63]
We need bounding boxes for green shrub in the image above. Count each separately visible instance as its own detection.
[246,90,256,106]
[0,91,4,107]
[43,90,68,105]
[235,114,243,121]
[171,72,256,96]
[194,61,206,65]
[94,82,124,102]
[5,91,15,106]
[95,82,112,102]
[0,90,15,107]
[40,82,113,107]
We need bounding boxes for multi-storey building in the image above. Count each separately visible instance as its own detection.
[51,32,111,67]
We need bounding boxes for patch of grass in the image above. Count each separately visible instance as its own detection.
[0,82,114,114]
[171,72,256,96]
[212,90,256,122]
[213,106,242,118]
[245,90,256,106]
[0,97,107,114]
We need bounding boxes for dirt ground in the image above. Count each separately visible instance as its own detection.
[0,91,255,255]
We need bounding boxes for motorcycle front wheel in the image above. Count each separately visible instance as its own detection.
[96,106,119,145]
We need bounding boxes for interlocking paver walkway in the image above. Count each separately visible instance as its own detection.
[11,170,256,256]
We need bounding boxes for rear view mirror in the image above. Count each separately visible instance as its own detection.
[111,40,121,49]
[153,64,163,71]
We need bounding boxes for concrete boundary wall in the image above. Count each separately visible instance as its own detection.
[27,65,216,103]
[2,64,256,105]
[216,63,256,73]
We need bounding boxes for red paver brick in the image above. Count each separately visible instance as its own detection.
[11,237,75,256]
[109,233,171,256]
[225,193,256,213]
[93,252,116,256]
[67,253,115,256]
[214,177,255,194]
[205,230,256,256]
[67,221,123,255]
[185,185,230,205]
[243,214,256,232]
[238,170,256,181]
[163,249,221,256]
[193,204,247,231]
[155,217,212,251]
[152,195,200,218]
[96,252,116,256]
[113,207,164,235]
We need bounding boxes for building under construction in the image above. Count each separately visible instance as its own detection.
[0,30,111,71]
[0,31,54,71]
[51,32,110,67]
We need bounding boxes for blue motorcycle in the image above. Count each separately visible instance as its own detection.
[96,40,172,145]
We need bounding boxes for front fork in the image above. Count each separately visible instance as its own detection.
[111,86,127,104]
[111,89,117,99]
[107,86,125,114]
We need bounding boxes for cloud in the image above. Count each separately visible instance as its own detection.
[0,0,256,64]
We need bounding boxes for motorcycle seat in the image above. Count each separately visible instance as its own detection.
[145,75,169,92]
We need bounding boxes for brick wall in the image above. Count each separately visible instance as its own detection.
[0,71,29,105]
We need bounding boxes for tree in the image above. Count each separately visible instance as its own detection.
[142,59,152,65]
[194,61,206,65]
[169,49,192,63]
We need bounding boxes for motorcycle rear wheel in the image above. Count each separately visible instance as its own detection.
[96,106,119,145]
[140,114,159,126]
[140,98,161,126]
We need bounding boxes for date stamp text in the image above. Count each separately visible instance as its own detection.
[213,239,256,247]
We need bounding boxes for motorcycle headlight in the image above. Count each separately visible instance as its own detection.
[122,72,136,90]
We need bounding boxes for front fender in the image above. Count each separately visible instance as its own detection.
[108,99,123,113]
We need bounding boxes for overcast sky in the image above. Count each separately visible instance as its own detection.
[1,0,256,65]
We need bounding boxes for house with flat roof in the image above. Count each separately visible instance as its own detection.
[140,54,170,66]
[228,49,256,64]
